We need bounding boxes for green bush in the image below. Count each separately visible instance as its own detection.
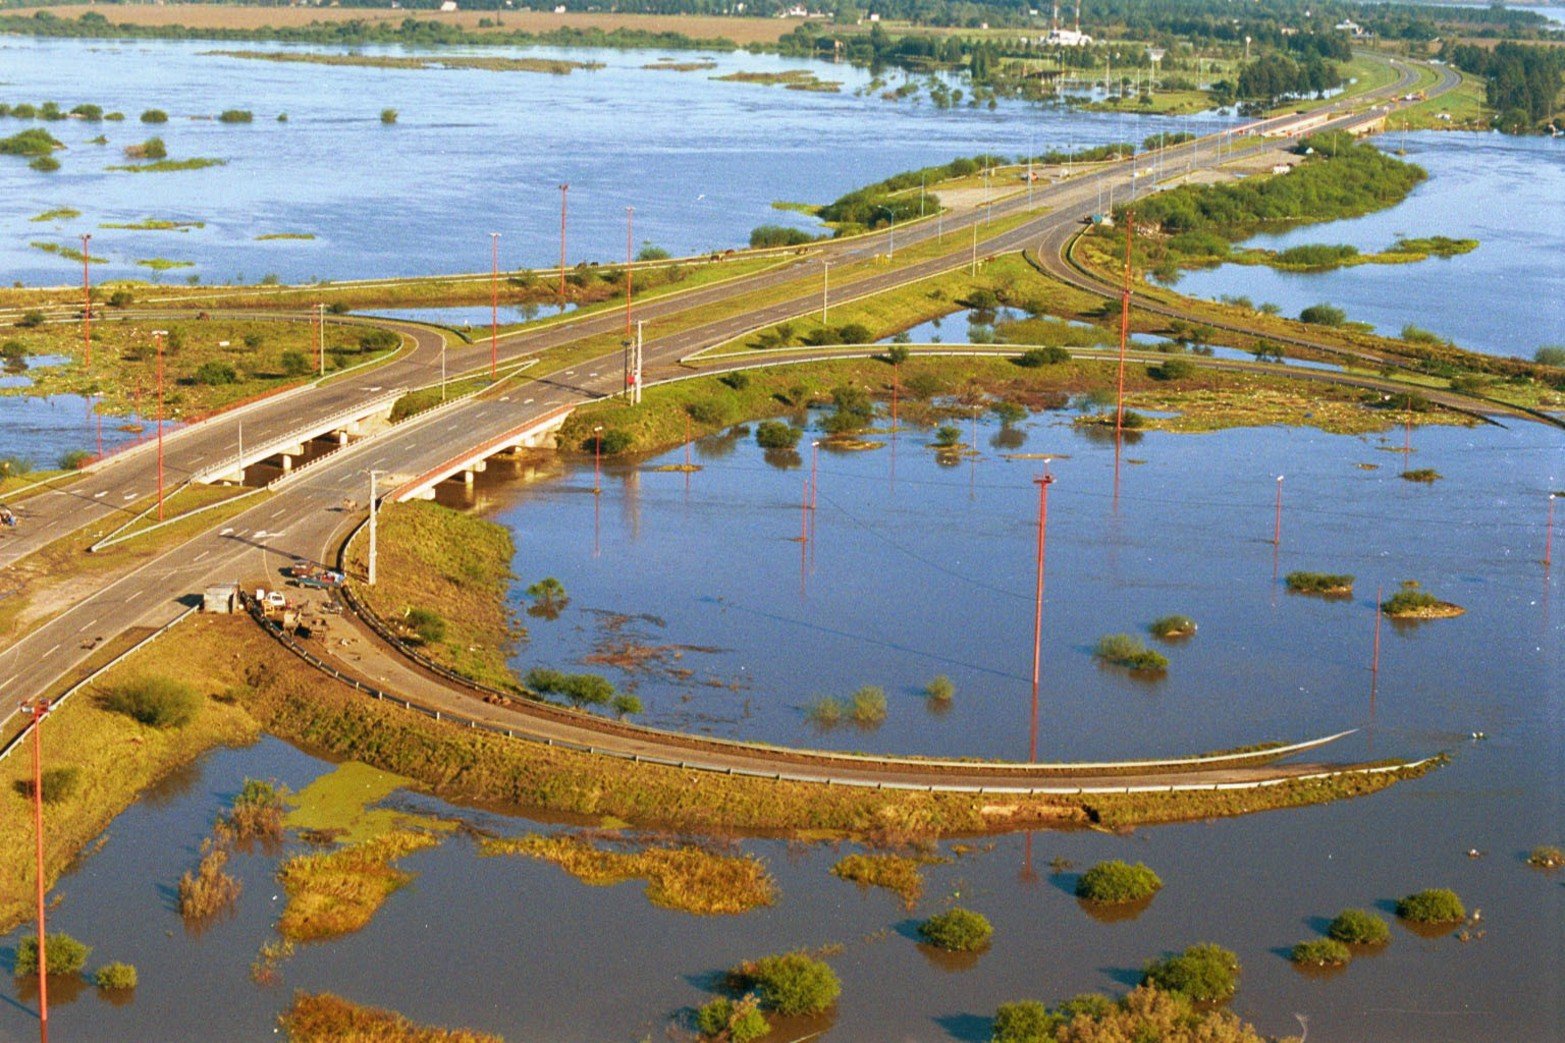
[1075,860,1163,904]
[1290,938,1351,967]
[380,108,398,124]
[359,328,400,353]
[697,994,769,1042]
[59,449,92,471]
[719,371,750,391]
[1141,943,1240,1002]
[1327,908,1390,945]
[849,685,887,724]
[992,1000,1051,1043]
[918,907,993,951]
[1400,468,1441,483]
[280,350,311,376]
[217,109,253,123]
[0,128,63,157]
[525,668,616,708]
[1093,634,1169,672]
[140,109,168,124]
[836,322,872,344]
[1152,358,1196,381]
[108,288,134,307]
[686,398,733,426]
[136,136,168,160]
[611,693,642,716]
[1533,346,1565,367]
[194,361,237,386]
[925,675,955,702]
[1396,888,1465,924]
[755,421,800,450]
[728,951,840,1016]
[1285,571,1355,595]
[94,962,138,989]
[102,676,198,729]
[13,766,81,804]
[806,695,844,725]
[14,933,91,976]
[1148,615,1196,639]
[1381,581,1444,616]
[1299,302,1346,326]
[1015,346,1071,367]
[933,425,961,448]
[749,225,816,249]
[29,155,59,172]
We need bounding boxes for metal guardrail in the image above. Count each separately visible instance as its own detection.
[390,403,575,503]
[190,386,409,485]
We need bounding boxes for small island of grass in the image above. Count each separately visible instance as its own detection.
[1381,581,1464,619]
[1327,908,1391,945]
[1285,571,1356,597]
[1094,633,1169,673]
[917,907,993,952]
[1396,887,1466,925]
[1076,860,1164,904]
[1290,937,1352,967]
[1400,468,1442,483]
[1526,845,1563,870]
[1148,614,1197,639]
[106,157,227,173]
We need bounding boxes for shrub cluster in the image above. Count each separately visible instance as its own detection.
[726,951,840,1016]
[1285,571,1355,595]
[1396,888,1466,924]
[1075,860,1163,904]
[1093,634,1169,673]
[1327,908,1390,945]
[918,907,993,952]
[14,933,91,976]
[101,676,198,728]
[525,667,618,708]
[1290,938,1351,967]
[1141,943,1240,1002]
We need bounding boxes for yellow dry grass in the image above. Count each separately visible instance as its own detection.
[275,829,441,942]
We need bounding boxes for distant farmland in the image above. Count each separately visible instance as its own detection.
[4,4,798,44]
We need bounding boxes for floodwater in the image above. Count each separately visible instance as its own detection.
[356,302,578,328]
[0,356,155,469]
[3,409,1560,1042]
[0,37,1238,287]
[1170,132,1565,359]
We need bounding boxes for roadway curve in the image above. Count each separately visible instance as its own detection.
[0,54,1446,787]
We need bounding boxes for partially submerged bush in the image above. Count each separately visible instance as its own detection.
[754,420,800,450]
[918,907,993,952]
[1327,908,1390,945]
[1290,938,1351,967]
[727,951,840,1016]
[178,835,242,920]
[1141,943,1240,1002]
[925,675,955,702]
[1093,634,1169,672]
[696,994,769,1042]
[227,778,287,842]
[101,676,198,728]
[806,695,844,725]
[1381,581,1461,618]
[525,668,616,708]
[1400,468,1441,483]
[1396,888,1466,924]
[94,962,138,989]
[1526,845,1564,870]
[849,685,887,724]
[14,933,91,976]
[1148,615,1196,639]
[1285,571,1355,595]
[1075,860,1163,904]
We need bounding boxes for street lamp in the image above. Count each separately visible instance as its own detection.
[368,469,385,586]
[152,329,168,520]
[490,231,501,379]
[820,260,830,324]
[593,425,604,495]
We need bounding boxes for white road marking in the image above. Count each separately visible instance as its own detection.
[81,619,96,630]
[193,551,209,562]
[523,398,534,405]
[123,493,136,500]
[44,644,58,656]
[219,528,234,536]
[93,491,106,499]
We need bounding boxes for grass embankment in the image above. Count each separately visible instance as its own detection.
[1389,66,1492,130]
[207,49,603,74]
[2,317,397,417]
[280,992,501,1043]
[0,484,268,646]
[477,833,777,915]
[0,653,259,933]
[343,501,522,692]
[276,830,440,941]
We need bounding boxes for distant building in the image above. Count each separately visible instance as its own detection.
[1334,19,1366,36]
[439,0,458,10]
[1045,27,1094,46]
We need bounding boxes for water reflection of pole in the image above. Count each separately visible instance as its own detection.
[489,231,500,378]
[684,413,693,499]
[153,329,167,521]
[81,233,92,369]
[1273,474,1284,547]
[592,425,603,496]
[558,183,569,304]
[1115,212,1133,437]
[1020,830,1038,886]
[1030,470,1055,762]
[1545,493,1556,568]
[593,488,601,560]
[1372,584,1383,676]
[29,698,50,1043]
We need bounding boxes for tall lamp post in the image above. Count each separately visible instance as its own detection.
[489,232,501,378]
[152,329,167,521]
[29,697,51,1043]
[80,233,92,368]
[368,469,384,586]
[1030,470,1056,762]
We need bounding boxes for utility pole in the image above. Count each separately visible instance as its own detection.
[1372,584,1383,675]
[29,698,50,1043]
[368,470,383,586]
[558,183,569,305]
[1546,493,1556,567]
[80,233,91,369]
[153,329,167,521]
[1030,470,1055,763]
[316,303,325,376]
[821,260,830,324]
[489,232,500,379]
[633,320,643,405]
[237,422,244,485]
[593,425,603,495]
[971,220,978,276]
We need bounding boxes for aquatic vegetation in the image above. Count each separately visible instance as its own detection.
[1327,908,1391,945]
[1290,937,1351,967]
[726,951,840,1016]
[996,986,1285,1043]
[917,907,993,952]
[29,207,78,222]
[925,674,956,702]
[93,962,137,989]
[849,685,887,724]
[1285,572,1355,596]
[480,833,776,915]
[1400,468,1442,483]
[14,932,90,976]
[275,829,440,941]
[1396,888,1466,924]
[279,992,501,1043]
[106,157,226,172]
[1526,845,1563,870]
[1141,943,1241,1003]
[1148,615,1197,639]
[1075,860,1164,904]
[1381,581,1463,619]
[227,778,287,843]
[1094,634,1169,673]
[178,831,242,921]
[830,852,939,909]
[696,994,769,1042]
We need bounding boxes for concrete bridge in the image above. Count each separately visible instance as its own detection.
[190,386,407,485]
[390,403,574,502]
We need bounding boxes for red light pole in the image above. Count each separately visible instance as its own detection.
[489,232,500,379]
[29,698,51,1043]
[80,233,92,369]
[1272,474,1284,547]
[315,303,325,376]
[154,329,167,521]
[1030,470,1055,762]
[809,440,819,512]
[1372,584,1383,675]
[1115,212,1133,437]
[558,183,569,305]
